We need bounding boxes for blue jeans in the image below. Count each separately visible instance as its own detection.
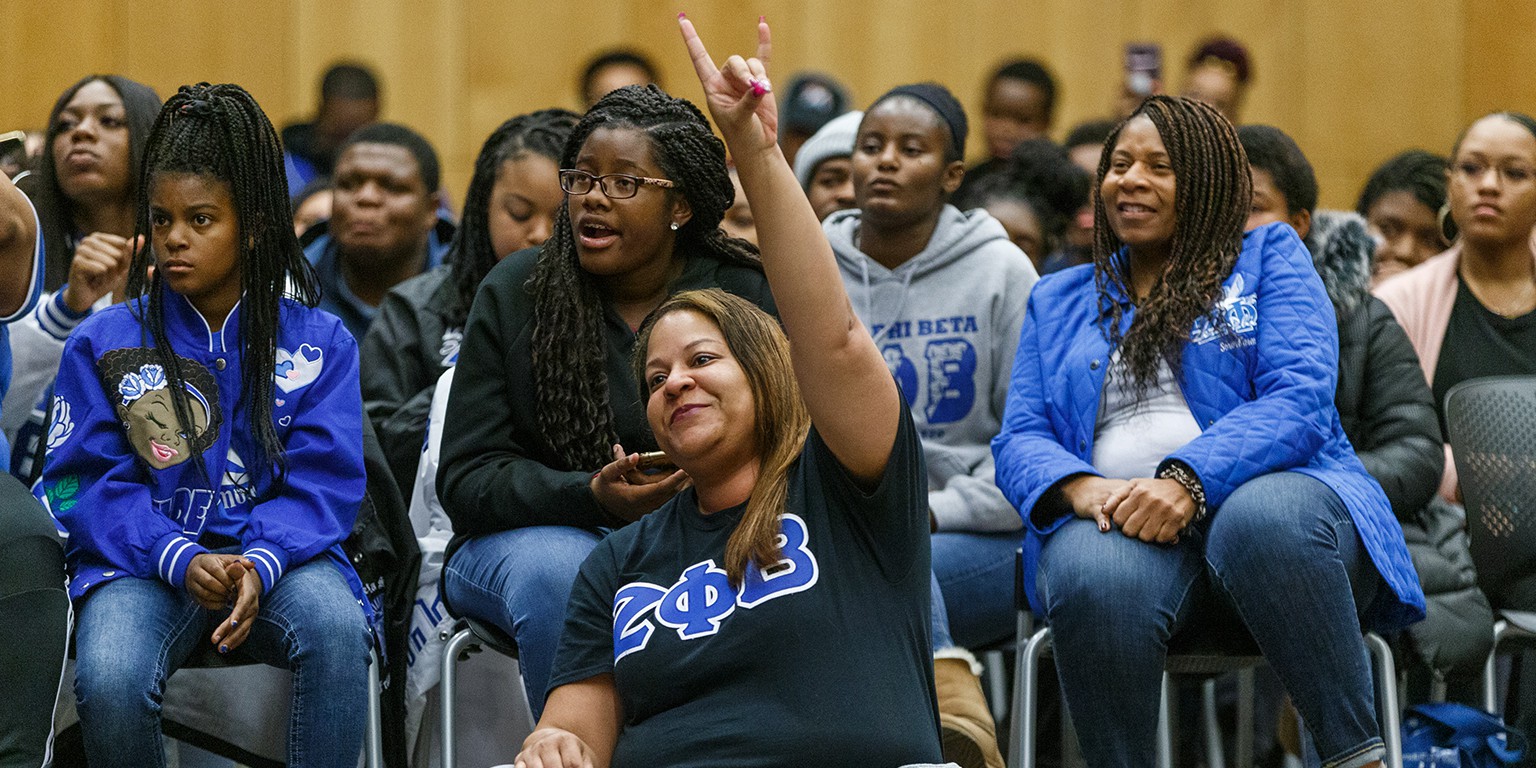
[933,529,1027,649]
[442,525,604,719]
[1038,472,1384,768]
[74,559,370,768]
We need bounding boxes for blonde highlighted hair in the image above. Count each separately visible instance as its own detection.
[632,289,810,587]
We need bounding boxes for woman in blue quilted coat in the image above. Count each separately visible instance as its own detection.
[992,95,1425,768]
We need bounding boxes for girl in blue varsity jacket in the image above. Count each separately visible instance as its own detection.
[41,83,371,768]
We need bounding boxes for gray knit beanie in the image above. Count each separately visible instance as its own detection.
[793,110,863,190]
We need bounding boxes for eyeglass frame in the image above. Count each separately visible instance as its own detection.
[559,168,677,199]
[1450,158,1536,186]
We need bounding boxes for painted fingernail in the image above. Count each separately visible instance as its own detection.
[750,79,771,96]
[219,644,229,654]
[1099,519,1110,532]
[759,14,766,22]
[678,11,686,19]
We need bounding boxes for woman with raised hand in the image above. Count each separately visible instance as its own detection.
[512,17,943,768]
[5,76,161,474]
[435,82,774,718]
[992,95,1424,768]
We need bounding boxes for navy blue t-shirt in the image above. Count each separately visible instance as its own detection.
[549,405,941,768]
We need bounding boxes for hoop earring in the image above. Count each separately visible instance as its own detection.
[1439,203,1458,244]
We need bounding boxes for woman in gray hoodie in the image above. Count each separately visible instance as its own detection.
[826,82,1039,768]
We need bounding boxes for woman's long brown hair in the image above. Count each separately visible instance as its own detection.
[633,289,810,587]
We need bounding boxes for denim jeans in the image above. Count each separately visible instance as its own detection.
[933,529,1027,649]
[442,525,604,719]
[74,559,370,768]
[1038,472,1384,768]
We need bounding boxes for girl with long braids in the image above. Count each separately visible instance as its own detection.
[4,75,161,470]
[43,83,372,767]
[993,95,1423,768]
[363,108,578,501]
[515,18,942,767]
[436,84,773,719]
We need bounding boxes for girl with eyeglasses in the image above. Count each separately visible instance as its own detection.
[436,83,773,720]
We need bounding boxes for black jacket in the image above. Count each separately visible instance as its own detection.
[361,266,457,503]
[1311,212,1489,677]
[436,248,776,562]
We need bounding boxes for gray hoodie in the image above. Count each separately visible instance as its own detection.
[826,205,1038,532]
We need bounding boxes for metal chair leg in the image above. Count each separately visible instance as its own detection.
[366,645,385,768]
[982,648,1008,723]
[1235,668,1255,768]
[1485,619,1510,714]
[1203,678,1227,768]
[1365,633,1401,768]
[439,626,475,768]
[1016,627,1051,768]
[1157,672,1174,768]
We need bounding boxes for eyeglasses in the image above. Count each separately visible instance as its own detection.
[559,169,677,199]
[1452,159,1536,186]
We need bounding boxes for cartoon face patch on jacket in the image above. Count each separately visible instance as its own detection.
[98,347,222,470]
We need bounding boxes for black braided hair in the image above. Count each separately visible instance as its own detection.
[955,138,1090,255]
[447,109,579,328]
[1355,149,1447,218]
[528,84,762,471]
[126,83,320,487]
[1092,95,1250,398]
[27,75,162,292]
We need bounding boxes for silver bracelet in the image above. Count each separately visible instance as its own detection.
[1156,461,1207,523]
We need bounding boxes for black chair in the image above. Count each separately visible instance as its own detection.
[1442,375,1536,713]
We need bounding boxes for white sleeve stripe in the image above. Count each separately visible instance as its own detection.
[255,558,276,588]
[246,548,282,582]
[37,295,80,340]
[2,198,45,324]
[162,540,197,582]
[157,536,191,578]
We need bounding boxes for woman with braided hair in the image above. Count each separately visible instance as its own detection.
[436,83,774,719]
[44,82,372,767]
[992,95,1424,768]
[363,108,578,501]
[514,17,942,768]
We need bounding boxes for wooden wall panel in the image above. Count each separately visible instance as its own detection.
[0,0,1525,211]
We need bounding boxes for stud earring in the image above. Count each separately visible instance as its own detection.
[670,222,680,231]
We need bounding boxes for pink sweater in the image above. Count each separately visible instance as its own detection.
[1374,239,1536,500]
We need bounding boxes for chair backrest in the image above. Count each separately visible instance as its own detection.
[1445,375,1536,602]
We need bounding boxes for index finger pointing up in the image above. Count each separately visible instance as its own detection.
[678,16,721,85]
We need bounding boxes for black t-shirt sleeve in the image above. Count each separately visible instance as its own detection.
[547,537,622,696]
[807,399,927,582]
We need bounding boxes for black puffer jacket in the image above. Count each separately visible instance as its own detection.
[1310,212,1491,678]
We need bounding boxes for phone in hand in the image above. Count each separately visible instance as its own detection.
[634,451,678,474]
[1124,43,1163,98]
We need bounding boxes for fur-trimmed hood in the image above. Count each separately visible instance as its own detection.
[1304,210,1376,320]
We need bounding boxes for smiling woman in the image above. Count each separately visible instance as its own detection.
[511,17,941,767]
[434,83,775,723]
[993,95,1424,767]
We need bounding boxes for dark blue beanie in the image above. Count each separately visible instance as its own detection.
[871,83,968,158]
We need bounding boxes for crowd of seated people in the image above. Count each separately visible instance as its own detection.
[3,18,1535,768]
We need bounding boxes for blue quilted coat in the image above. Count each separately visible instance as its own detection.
[992,223,1425,632]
